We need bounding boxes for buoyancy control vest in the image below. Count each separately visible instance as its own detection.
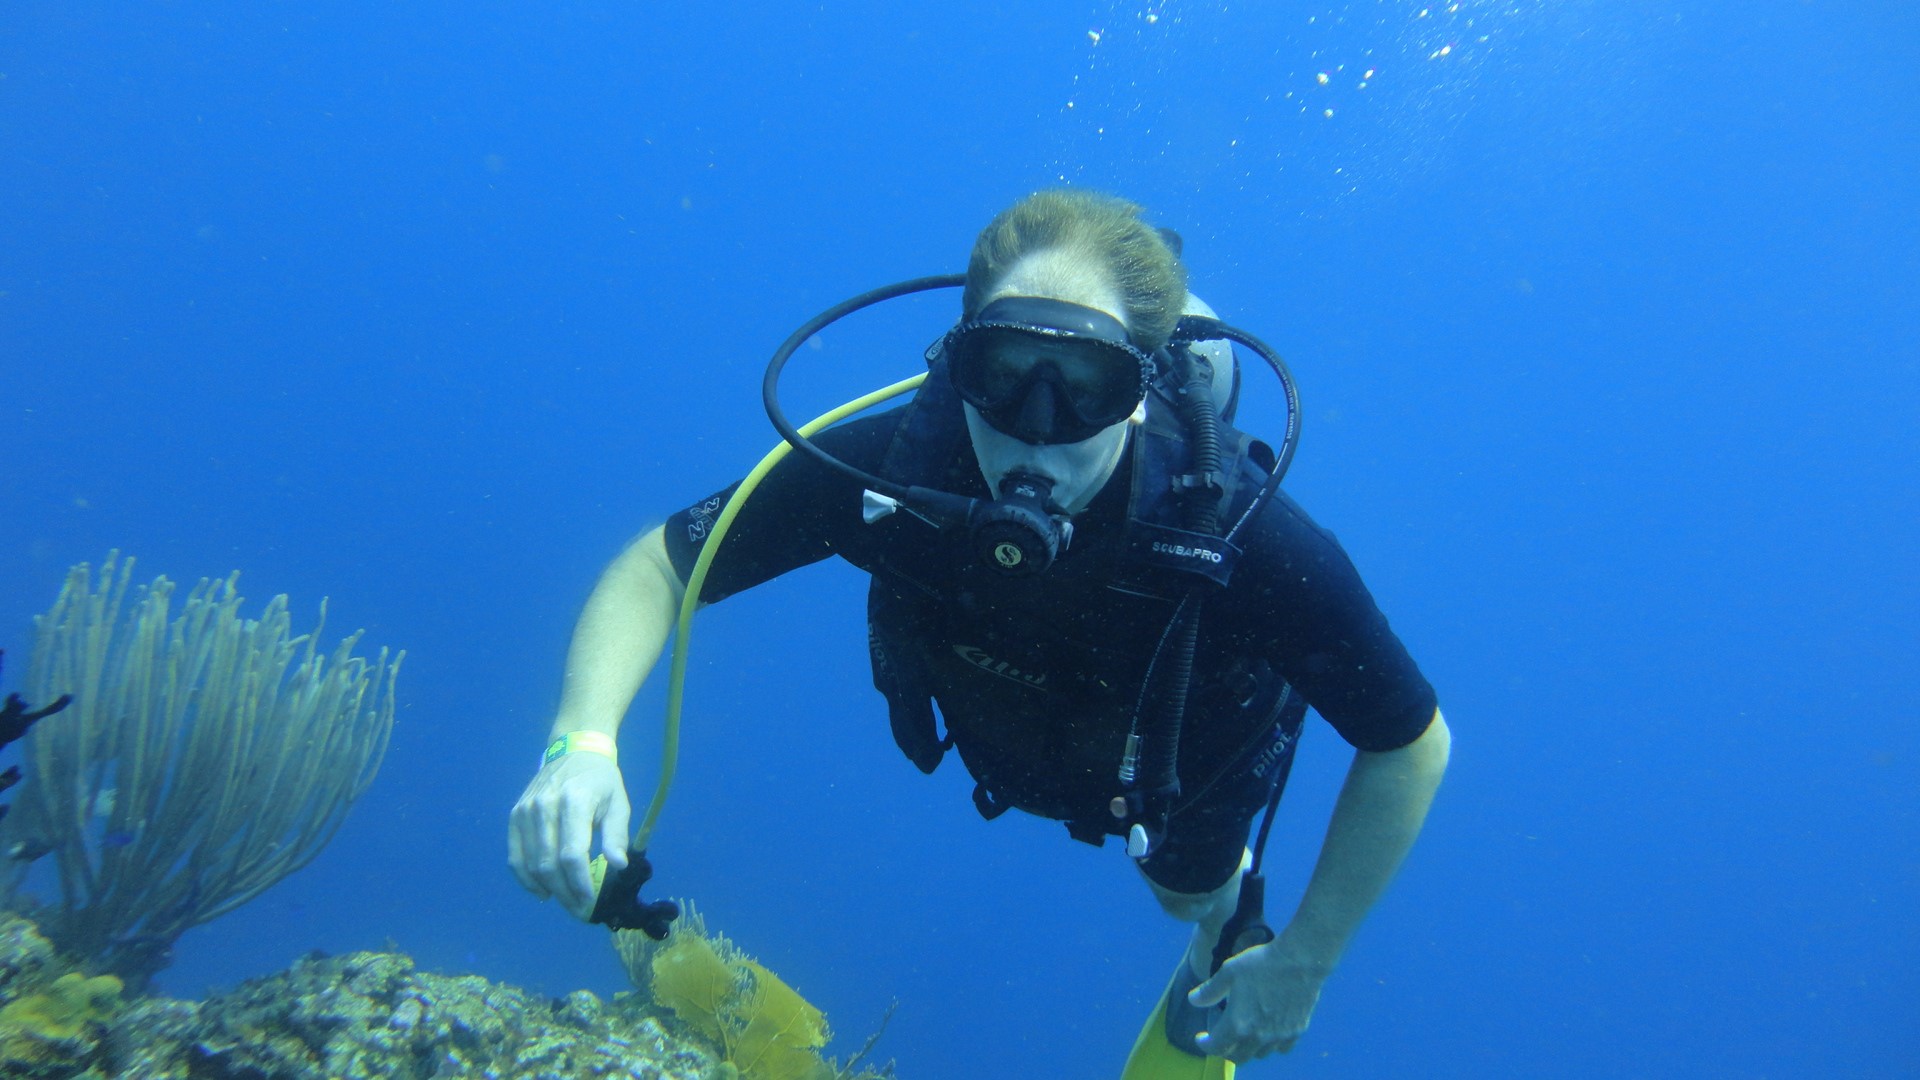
[863,347,1301,843]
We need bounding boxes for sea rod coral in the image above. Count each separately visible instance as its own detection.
[0,553,401,986]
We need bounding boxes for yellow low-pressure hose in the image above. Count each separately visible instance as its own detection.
[630,372,928,850]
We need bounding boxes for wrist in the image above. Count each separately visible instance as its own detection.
[1272,925,1340,979]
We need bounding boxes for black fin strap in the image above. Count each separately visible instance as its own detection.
[1211,871,1275,974]
[1210,742,1291,972]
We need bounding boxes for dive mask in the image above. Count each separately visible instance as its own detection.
[944,295,1154,445]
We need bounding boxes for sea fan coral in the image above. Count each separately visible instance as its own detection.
[618,904,894,1080]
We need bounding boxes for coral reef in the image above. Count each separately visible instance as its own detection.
[0,909,753,1080]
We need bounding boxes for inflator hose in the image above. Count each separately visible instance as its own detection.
[590,377,927,932]
[629,372,929,851]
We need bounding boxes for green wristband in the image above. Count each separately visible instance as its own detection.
[544,730,617,766]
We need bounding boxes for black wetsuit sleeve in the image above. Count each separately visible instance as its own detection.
[1232,491,1438,753]
[659,409,904,603]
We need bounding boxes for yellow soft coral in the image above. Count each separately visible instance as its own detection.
[650,926,740,1048]
[630,907,834,1080]
[730,960,831,1080]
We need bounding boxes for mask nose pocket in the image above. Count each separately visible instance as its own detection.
[1007,378,1061,443]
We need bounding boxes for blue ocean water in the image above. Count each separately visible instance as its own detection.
[3,1,1915,1076]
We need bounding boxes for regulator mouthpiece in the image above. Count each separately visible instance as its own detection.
[969,472,1069,576]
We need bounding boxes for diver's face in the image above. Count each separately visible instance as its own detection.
[965,258,1141,514]
[964,402,1137,514]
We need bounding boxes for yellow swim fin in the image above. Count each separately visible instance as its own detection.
[1120,965,1235,1080]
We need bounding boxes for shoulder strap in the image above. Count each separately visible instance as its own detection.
[866,343,969,774]
[1118,402,1272,588]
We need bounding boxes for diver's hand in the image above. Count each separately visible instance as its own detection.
[508,751,630,920]
[1188,937,1328,1062]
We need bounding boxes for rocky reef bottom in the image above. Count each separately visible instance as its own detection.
[0,911,723,1079]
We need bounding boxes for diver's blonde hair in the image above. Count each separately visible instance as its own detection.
[963,189,1188,351]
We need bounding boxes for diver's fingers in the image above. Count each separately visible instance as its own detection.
[599,790,631,872]
[1194,1020,1259,1063]
[555,789,597,916]
[535,784,574,901]
[1190,965,1255,1060]
[507,790,551,899]
[1189,968,1232,1009]
[1196,1028,1287,1063]
[1193,1031,1242,1062]
[507,808,534,892]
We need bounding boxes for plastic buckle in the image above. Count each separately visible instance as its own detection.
[1127,823,1152,859]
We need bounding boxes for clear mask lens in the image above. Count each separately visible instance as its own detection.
[948,323,1147,443]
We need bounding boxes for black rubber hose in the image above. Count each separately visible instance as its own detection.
[1140,350,1227,797]
[762,273,966,497]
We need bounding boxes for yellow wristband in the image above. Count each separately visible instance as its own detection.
[544,730,617,766]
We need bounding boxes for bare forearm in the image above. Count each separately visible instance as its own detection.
[1281,709,1451,971]
[549,526,687,741]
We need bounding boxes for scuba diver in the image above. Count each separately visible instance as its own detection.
[508,189,1450,1074]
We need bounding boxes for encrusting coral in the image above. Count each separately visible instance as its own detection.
[0,909,755,1079]
[0,971,123,1068]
